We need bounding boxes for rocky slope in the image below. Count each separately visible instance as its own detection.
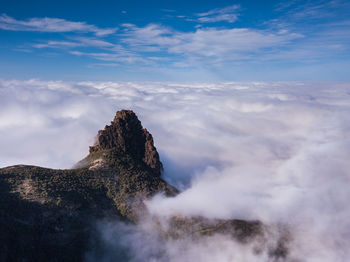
[0,110,287,261]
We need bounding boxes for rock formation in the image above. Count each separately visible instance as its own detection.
[89,110,162,176]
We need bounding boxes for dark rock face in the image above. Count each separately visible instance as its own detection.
[89,110,162,176]
[0,165,122,262]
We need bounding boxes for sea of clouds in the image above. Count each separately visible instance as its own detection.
[1,79,350,261]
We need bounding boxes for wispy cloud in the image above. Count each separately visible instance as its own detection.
[72,36,114,47]
[267,0,350,63]
[33,40,82,49]
[70,50,143,63]
[33,37,114,50]
[87,63,120,68]
[274,0,349,24]
[2,1,349,77]
[0,14,117,36]
[274,0,301,11]
[288,0,346,20]
[121,23,303,64]
[196,5,241,23]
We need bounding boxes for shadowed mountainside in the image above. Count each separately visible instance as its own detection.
[0,110,287,261]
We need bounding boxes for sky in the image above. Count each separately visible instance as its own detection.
[1,0,350,81]
[1,1,350,260]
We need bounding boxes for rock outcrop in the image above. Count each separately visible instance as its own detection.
[89,110,162,176]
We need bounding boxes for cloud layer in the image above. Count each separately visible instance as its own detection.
[1,79,350,261]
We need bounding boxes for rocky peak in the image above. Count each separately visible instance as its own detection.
[89,110,162,176]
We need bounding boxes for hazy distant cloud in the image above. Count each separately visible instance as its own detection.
[196,5,241,23]
[0,14,117,36]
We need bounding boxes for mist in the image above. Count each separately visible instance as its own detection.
[1,79,350,261]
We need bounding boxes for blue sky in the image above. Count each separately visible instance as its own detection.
[0,0,349,81]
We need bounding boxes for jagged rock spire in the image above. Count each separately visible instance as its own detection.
[89,110,163,176]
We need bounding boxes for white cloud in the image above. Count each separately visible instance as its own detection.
[196,5,241,23]
[1,79,350,260]
[0,14,117,36]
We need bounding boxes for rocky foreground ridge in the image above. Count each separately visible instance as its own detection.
[0,110,288,262]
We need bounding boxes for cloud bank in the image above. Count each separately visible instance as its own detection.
[1,79,350,261]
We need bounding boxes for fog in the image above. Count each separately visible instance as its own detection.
[1,79,349,261]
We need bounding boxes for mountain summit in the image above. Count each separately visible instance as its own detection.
[0,110,287,262]
[89,110,162,176]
